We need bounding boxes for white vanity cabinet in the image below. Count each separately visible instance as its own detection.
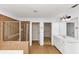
[53,36,64,53]
[53,17,79,54]
[54,36,79,54]
[64,42,79,54]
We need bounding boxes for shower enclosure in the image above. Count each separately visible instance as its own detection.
[0,21,29,54]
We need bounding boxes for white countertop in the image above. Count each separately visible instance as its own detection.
[54,35,79,43]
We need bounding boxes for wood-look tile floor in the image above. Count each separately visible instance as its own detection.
[44,37,51,45]
[29,41,61,54]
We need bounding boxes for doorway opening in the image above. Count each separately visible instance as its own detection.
[44,23,51,45]
[32,22,40,45]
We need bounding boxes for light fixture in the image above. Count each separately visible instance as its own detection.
[71,4,79,8]
[60,15,71,21]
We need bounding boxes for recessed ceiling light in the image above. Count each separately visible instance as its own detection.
[33,10,38,13]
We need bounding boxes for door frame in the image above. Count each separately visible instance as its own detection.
[32,22,40,44]
[43,22,52,45]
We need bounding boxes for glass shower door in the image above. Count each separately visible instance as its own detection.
[3,21,19,41]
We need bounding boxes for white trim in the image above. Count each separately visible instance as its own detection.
[40,22,44,46]
[29,22,32,46]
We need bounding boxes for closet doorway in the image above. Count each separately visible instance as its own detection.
[32,22,40,45]
[44,23,52,45]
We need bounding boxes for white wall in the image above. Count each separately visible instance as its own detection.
[53,22,60,36]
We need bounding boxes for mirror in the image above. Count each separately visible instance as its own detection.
[66,22,75,37]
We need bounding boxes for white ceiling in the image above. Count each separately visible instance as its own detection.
[0,4,73,18]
